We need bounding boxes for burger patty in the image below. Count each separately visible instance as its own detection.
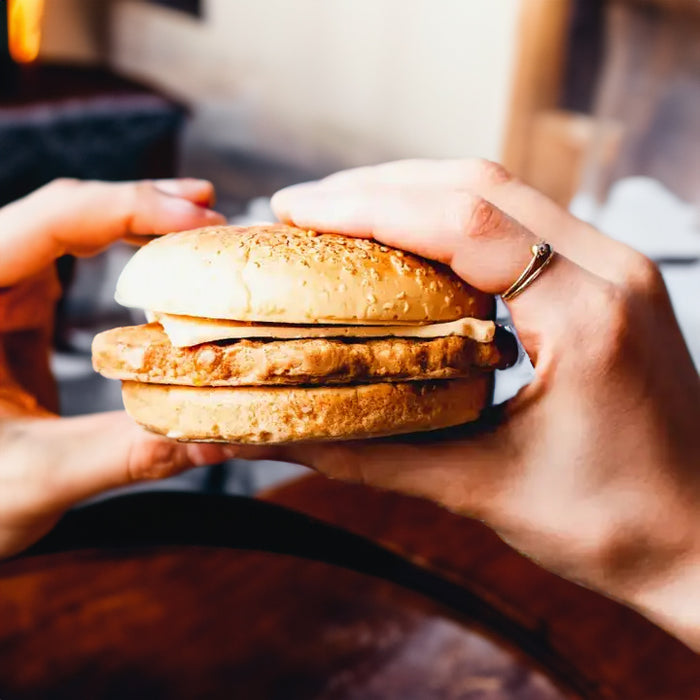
[92,322,515,387]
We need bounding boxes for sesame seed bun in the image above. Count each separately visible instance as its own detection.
[115,224,492,325]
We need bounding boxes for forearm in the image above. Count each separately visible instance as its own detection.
[592,484,700,652]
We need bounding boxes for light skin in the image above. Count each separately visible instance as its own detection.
[265,159,700,650]
[0,178,239,557]
[0,162,698,651]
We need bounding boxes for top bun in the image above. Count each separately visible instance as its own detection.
[115,224,492,324]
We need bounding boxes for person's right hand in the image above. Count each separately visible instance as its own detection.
[260,159,700,650]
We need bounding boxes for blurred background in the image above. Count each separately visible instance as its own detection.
[2,0,698,497]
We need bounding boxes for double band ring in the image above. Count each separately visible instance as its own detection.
[501,241,554,302]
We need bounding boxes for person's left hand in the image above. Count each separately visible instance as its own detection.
[0,178,236,558]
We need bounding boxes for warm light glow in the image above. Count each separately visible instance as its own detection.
[8,0,45,64]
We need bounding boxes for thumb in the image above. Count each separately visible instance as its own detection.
[236,418,509,520]
[25,412,236,512]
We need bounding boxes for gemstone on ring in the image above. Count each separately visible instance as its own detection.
[501,241,554,302]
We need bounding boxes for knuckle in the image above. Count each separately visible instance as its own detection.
[127,437,182,483]
[585,283,635,369]
[470,158,515,187]
[461,195,503,239]
[620,253,666,299]
[132,179,156,200]
[582,255,668,374]
[121,180,156,224]
[44,177,80,193]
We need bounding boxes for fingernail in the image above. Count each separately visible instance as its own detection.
[273,182,317,203]
[204,209,227,224]
[160,193,199,213]
[154,178,206,197]
[160,194,224,223]
[271,182,320,221]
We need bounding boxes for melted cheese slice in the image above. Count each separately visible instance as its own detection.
[151,312,495,348]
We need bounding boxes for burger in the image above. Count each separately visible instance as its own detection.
[92,224,514,443]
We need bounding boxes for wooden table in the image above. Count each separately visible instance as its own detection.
[0,475,697,698]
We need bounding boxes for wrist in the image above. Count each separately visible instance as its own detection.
[593,492,700,651]
[629,554,700,651]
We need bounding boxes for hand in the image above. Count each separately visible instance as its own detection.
[0,178,236,558]
[264,159,700,649]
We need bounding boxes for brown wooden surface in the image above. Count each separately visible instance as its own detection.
[0,549,571,699]
[262,476,700,698]
[0,478,697,699]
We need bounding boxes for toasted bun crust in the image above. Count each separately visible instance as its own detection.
[121,377,490,443]
[115,225,492,324]
[93,323,513,387]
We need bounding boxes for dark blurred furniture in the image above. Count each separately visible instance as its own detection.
[582,0,700,204]
[0,64,184,206]
[0,63,184,314]
[504,0,700,207]
[145,0,202,17]
[0,63,184,406]
[0,476,697,699]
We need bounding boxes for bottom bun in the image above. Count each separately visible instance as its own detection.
[121,377,490,444]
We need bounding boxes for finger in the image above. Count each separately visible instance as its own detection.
[236,433,508,522]
[20,412,238,511]
[122,179,219,246]
[272,183,606,358]
[0,179,226,286]
[153,178,217,208]
[121,234,161,247]
[292,159,638,282]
